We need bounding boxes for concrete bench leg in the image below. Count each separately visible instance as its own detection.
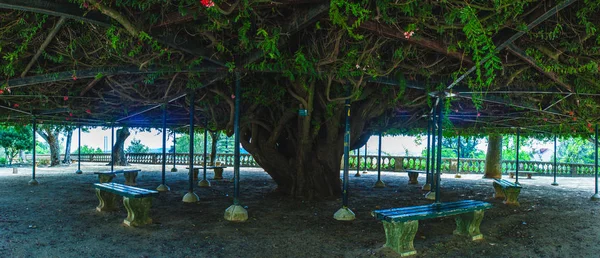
[98,174,115,183]
[124,172,138,186]
[503,188,521,206]
[407,172,419,185]
[213,168,224,180]
[454,210,485,240]
[123,197,153,227]
[492,182,505,199]
[95,189,118,212]
[382,220,418,257]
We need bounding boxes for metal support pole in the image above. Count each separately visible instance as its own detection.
[182,90,199,202]
[171,130,177,172]
[75,125,82,174]
[354,148,361,177]
[430,112,437,188]
[110,124,114,172]
[224,72,248,221]
[592,125,600,200]
[374,131,385,188]
[233,75,241,204]
[423,116,432,191]
[157,105,170,191]
[28,118,38,185]
[198,119,210,187]
[363,142,368,173]
[456,134,461,178]
[552,135,558,186]
[434,100,443,204]
[515,128,520,184]
[333,93,355,220]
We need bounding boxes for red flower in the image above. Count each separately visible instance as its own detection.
[13,103,19,108]
[588,122,592,128]
[0,89,3,94]
[86,109,92,114]
[66,117,70,121]
[72,75,77,81]
[572,117,577,121]
[231,94,235,99]
[476,112,481,117]
[568,111,574,116]
[543,118,548,122]
[63,96,69,101]
[69,113,73,117]
[201,0,214,7]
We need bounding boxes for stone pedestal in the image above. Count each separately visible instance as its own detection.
[213,168,224,180]
[188,169,199,180]
[453,210,485,240]
[124,171,138,186]
[382,220,418,257]
[123,197,153,227]
[98,174,115,183]
[28,179,39,186]
[95,189,118,212]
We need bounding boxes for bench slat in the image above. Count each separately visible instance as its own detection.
[375,200,482,215]
[93,183,158,198]
[494,179,521,188]
[374,200,492,222]
[93,169,141,175]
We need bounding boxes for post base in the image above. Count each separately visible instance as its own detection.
[182,192,199,203]
[454,174,462,178]
[551,182,559,186]
[421,183,431,191]
[333,207,356,221]
[424,191,436,200]
[362,170,368,174]
[28,179,39,186]
[354,172,361,177]
[374,180,386,188]
[75,169,83,174]
[171,167,178,172]
[156,184,170,192]
[224,204,248,222]
[198,179,211,188]
[591,193,600,201]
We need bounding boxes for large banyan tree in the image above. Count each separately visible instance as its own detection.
[0,1,599,198]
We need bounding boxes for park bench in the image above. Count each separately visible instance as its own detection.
[187,166,228,180]
[493,179,522,205]
[94,169,141,186]
[508,171,537,179]
[93,182,158,227]
[372,200,492,256]
[405,170,441,185]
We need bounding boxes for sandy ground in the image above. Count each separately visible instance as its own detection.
[1,163,600,257]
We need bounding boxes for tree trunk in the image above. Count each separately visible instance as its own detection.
[238,79,383,199]
[209,131,219,165]
[484,134,503,178]
[109,127,130,166]
[37,126,61,166]
[62,129,73,164]
[19,150,26,162]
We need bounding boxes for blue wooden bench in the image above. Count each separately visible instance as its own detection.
[493,179,521,205]
[93,183,158,227]
[94,169,141,185]
[372,200,492,256]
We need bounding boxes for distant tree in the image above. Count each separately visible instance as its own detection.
[0,125,33,165]
[557,136,594,164]
[72,145,103,154]
[126,138,149,153]
[36,124,64,166]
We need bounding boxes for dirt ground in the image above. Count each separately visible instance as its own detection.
[1,163,599,258]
